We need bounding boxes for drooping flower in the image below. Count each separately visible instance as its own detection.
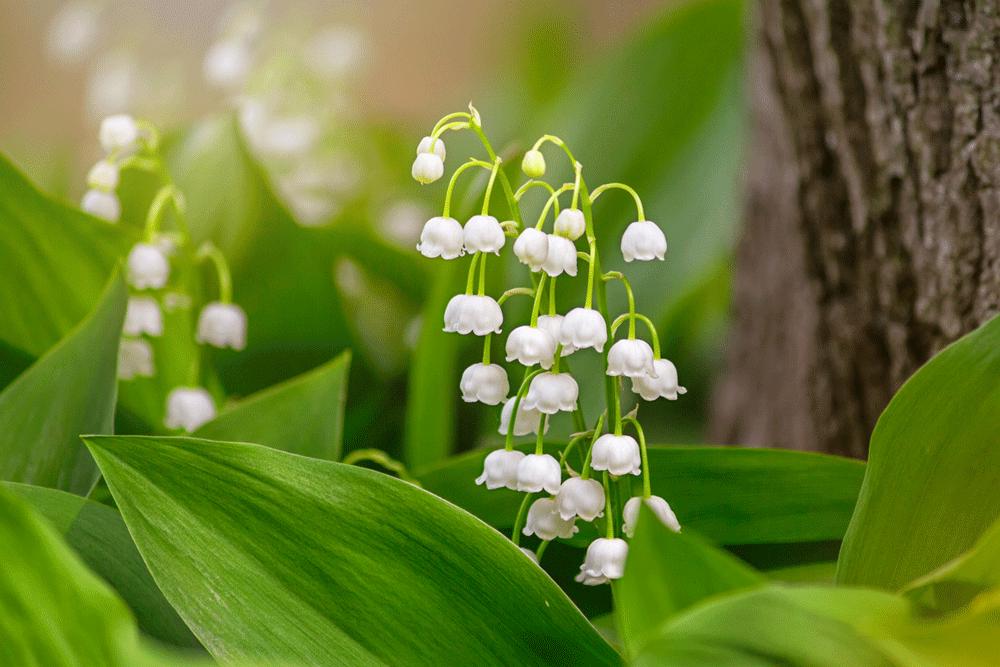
[521,149,546,178]
[537,315,574,356]
[554,208,585,241]
[460,363,509,405]
[99,114,140,154]
[631,358,687,401]
[516,453,561,494]
[523,497,578,540]
[416,136,446,161]
[117,338,154,380]
[417,216,464,259]
[522,372,578,415]
[607,338,656,378]
[126,243,170,290]
[164,387,216,432]
[622,495,682,538]
[463,214,505,254]
[123,296,163,337]
[512,228,549,271]
[559,307,607,353]
[86,160,119,190]
[498,397,547,437]
[475,448,525,490]
[81,189,121,222]
[555,476,605,522]
[442,294,503,336]
[575,537,628,585]
[411,152,444,185]
[505,325,556,369]
[621,220,667,262]
[196,302,247,350]
[203,39,252,89]
[590,434,641,477]
[541,234,577,277]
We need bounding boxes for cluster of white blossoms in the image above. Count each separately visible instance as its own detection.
[84,115,248,433]
[79,114,140,223]
[413,106,686,584]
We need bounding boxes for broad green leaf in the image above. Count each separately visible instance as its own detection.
[615,508,764,657]
[195,352,351,460]
[2,481,199,649]
[418,445,865,545]
[765,561,837,584]
[0,151,131,355]
[0,272,125,494]
[837,315,1000,589]
[84,435,619,665]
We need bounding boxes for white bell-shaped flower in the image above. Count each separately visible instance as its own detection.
[520,547,540,564]
[498,397,548,437]
[505,325,556,369]
[554,208,585,241]
[81,189,121,222]
[523,497,578,540]
[621,220,667,262]
[411,152,444,184]
[632,358,687,401]
[203,39,252,89]
[522,372,579,414]
[463,214,505,254]
[460,363,509,405]
[117,338,154,380]
[541,234,577,277]
[123,297,163,337]
[513,228,549,271]
[99,114,140,154]
[575,537,628,585]
[417,216,464,259]
[591,433,641,476]
[442,294,503,336]
[623,495,682,538]
[164,387,216,432]
[416,136,446,161]
[475,448,525,490]
[559,307,607,353]
[607,338,657,378]
[537,315,574,356]
[555,476,605,521]
[126,243,170,290]
[86,160,119,190]
[196,302,247,350]
[516,453,561,494]
[521,149,546,178]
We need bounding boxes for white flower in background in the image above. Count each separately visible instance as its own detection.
[86,160,119,190]
[164,387,216,432]
[541,234,577,277]
[80,189,120,222]
[520,547,539,564]
[380,201,427,247]
[123,297,163,337]
[305,25,366,79]
[505,325,556,369]
[46,0,100,64]
[498,397,548,437]
[555,477,605,521]
[516,453,561,494]
[87,55,138,122]
[196,302,248,350]
[203,39,253,89]
[537,315,574,356]
[591,434,642,477]
[621,220,667,262]
[334,258,365,298]
[284,189,339,227]
[554,208,585,241]
[411,152,444,185]
[117,338,154,380]
[623,495,682,538]
[475,448,525,490]
[98,114,140,155]
[607,338,656,378]
[522,372,578,414]
[632,358,687,401]
[576,537,628,585]
[417,216,464,259]
[559,308,607,353]
[126,243,170,290]
[460,363,509,405]
[254,114,321,159]
[512,228,549,271]
[416,136,446,161]
[463,215,505,254]
[442,294,502,335]
[523,498,578,540]
[521,149,546,178]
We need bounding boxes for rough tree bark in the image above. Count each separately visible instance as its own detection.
[711,1,999,458]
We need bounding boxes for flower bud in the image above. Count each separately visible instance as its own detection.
[621,220,667,262]
[523,497,578,540]
[417,216,464,259]
[442,294,503,336]
[622,495,681,538]
[118,338,154,380]
[537,315,574,356]
[512,228,549,271]
[460,363,509,405]
[81,189,121,222]
[475,448,525,490]
[86,160,119,190]
[559,307,607,353]
[411,152,444,184]
[515,453,561,494]
[632,358,687,401]
[590,434,641,476]
[99,114,140,154]
[164,387,216,432]
[126,243,170,290]
[607,338,656,378]
[554,208,585,241]
[123,297,163,337]
[541,234,577,277]
[416,135,446,161]
[555,476,605,521]
[505,325,556,369]
[522,372,579,414]
[463,214,505,254]
[575,537,628,585]
[521,149,546,178]
[196,302,248,350]
[498,397,547,437]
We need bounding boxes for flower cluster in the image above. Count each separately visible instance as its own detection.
[84,115,248,433]
[412,106,686,584]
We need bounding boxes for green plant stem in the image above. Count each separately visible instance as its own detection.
[477,253,487,296]
[535,540,550,562]
[579,413,606,480]
[481,158,501,216]
[534,415,547,455]
[506,369,545,450]
[623,416,652,498]
[443,160,492,218]
[342,449,421,486]
[196,242,233,303]
[465,253,481,295]
[612,377,622,436]
[529,274,548,326]
[589,182,646,221]
[468,122,522,225]
[603,271,636,339]
[511,492,534,546]
[534,184,573,230]
[602,472,615,539]
[611,313,660,358]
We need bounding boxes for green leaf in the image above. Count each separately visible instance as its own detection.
[0,152,132,355]
[418,445,865,545]
[2,481,199,649]
[84,435,620,665]
[615,507,764,657]
[837,315,1000,589]
[0,272,126,494]
[194,352,351,460]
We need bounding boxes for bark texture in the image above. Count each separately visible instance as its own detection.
[712,0,1000,457]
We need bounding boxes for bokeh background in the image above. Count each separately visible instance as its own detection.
[0,0,745,467]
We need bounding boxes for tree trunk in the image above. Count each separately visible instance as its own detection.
[711,0,999,458]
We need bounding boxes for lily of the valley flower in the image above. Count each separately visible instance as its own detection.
[126,243,170,290]
[498,397,547,437]
[99,114,140,154]
[463,214,505,254]
[632,358,687,401]
[505,325,556,369]
[164,386,216,432]
[522,372,579,414]
[416,136,446,161]
[460,363,509,405]
[521,149,546,178]
[81,189,121,222]
[537,315,574,356]
[443,294,503,336]
[576,537,628,585]
[117,338,154,380]
[622,495,682,538]
[475,448,525,490]
[590,433,641,476]
[607,338,656,378]
[554,208,585,241]
[196,302,247,350]
[123,296,163,337]
[86,160,119,190]
[555,476,605,522]
[512,228,549,271]
[412,152,444,184]
[621,220,667,262]
[516,453,561,493]
[559,307,607,353]
[541,234,577,277]
[523,497,578,540]
[417,216,464,259]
